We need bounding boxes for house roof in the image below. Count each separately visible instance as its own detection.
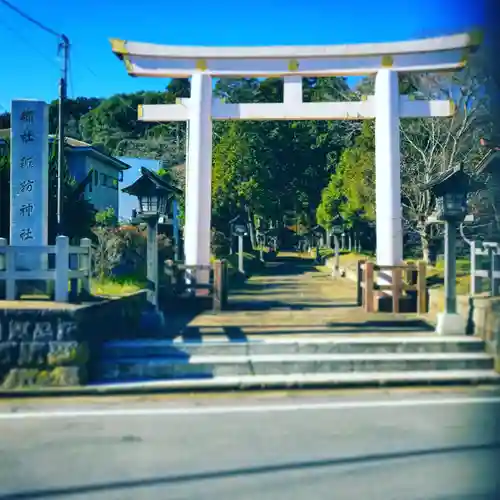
[0,128,130,172]
[49,135,131,171]
[420,163,485,195]
[122,167,182,196]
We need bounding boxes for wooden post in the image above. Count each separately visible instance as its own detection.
[79,238,92,296]
[356,260,364,306]
[364,261,374,312]
[417,261,427,314]
[392,267,401,313]
[55,235,69,302]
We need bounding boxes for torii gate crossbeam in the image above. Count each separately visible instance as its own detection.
[110,33,480,286]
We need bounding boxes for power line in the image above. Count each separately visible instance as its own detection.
[0,0,61,38]
[0,16,59,68]
[0,1,70,233]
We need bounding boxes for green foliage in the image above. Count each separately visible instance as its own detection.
[95,207,118,227]
[91,224,173,282]
[91,226,123,280]
[316,121,375,230]
[48,97,102,137]
[47,139,96,242]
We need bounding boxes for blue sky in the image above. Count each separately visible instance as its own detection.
[0,0,486,113]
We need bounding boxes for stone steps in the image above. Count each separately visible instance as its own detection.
[96,336,499,387]
[101,336,485,358]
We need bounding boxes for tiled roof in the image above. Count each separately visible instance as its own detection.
[0,129,129,171]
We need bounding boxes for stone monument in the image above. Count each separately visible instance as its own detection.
[10,99,49,270]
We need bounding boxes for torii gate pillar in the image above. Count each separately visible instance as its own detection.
[184,74,213,285]
[375,69,403,266]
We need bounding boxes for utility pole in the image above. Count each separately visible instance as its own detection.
[57,34,69,233]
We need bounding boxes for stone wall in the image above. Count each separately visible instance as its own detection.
[428,289,500,371]
[327,257,500,372]
[0,290,147,389]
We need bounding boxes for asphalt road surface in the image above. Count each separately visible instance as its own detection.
[0,387,499,500]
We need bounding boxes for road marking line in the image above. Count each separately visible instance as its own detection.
[0,396,499,420]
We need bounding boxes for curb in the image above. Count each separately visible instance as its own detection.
[1,373,499,399]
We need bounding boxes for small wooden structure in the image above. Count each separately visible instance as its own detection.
[356,260,427,314]
[163,259,229,311]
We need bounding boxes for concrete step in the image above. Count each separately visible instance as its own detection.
[101,336,486,359]
[98,352,494,382]
[92,370,500,391]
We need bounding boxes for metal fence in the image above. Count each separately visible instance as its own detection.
[0,235,92,302]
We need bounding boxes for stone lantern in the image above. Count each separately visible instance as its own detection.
[421,163,484,334]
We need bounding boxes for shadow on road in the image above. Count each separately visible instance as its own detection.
[224,301,358,311]
[3,442,499,499]
[262,258,319,276]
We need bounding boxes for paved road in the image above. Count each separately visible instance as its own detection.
[1,388,499,499]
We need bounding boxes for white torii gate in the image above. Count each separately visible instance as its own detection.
[110,33,479,284]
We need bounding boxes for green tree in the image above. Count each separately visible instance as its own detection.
[316,121,375,230]
[47,139,97,242]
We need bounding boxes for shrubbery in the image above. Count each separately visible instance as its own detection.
[91,209,173,282]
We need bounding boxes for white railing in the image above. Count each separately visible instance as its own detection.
[0,235,92,302]
[470,241,500,296]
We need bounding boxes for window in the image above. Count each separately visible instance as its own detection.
[94,170,99,186]
[96,172,119,190]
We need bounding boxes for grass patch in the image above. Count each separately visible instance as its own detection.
[91,275,146,297]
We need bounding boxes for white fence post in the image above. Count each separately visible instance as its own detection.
[0,237,6,272]
[79,238,92,295]
[494,246,500,296]
[470,241,477,296]
[55,235,69,302]
[0,238,14,300]
[2,239,16,300]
